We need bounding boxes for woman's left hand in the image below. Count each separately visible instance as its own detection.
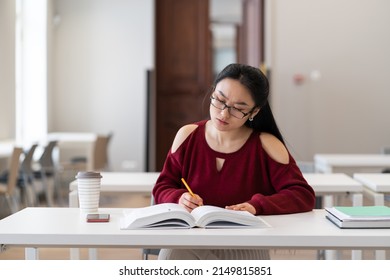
[225,202,256,215]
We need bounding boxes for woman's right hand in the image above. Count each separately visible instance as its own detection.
[178,192,203,212]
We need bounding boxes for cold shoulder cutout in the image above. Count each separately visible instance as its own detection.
[171,124,198,153]
[153,120,316,214]
[259,133,289,164]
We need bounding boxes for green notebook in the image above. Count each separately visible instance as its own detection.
[333,206,390,217]
[325,206,390,228]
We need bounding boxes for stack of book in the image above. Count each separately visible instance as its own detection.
[325,206,390,228]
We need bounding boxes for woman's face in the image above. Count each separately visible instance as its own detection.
[209,78,258,131]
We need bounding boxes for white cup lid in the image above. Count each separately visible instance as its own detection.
[76,171,102,179]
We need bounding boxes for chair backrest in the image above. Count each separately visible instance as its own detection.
[92,134,112,171]
[39,141,57,170]
[21,144,38,174]
[6,147,23,195]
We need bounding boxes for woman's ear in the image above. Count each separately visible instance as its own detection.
[250,107,261,119]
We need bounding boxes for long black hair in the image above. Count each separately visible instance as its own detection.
[212,63,285,144]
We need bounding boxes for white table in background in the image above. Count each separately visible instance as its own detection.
[353,173,390,206]
[1,207,389,260]
[69,172,160,208]
[314,154,390,174]
[352,173,390,260]
[303,173,363,207]
[70,172,363,208]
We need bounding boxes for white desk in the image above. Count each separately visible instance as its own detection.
[314,154,390,174]
[69,172,160,208]
[0,207,389,260]
[69,172,364,260]
[353,173,390,206]
[303,173,363,207]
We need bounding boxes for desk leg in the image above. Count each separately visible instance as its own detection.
[375,250,386,260]
[351,250,362,260]
[322,195,334,208]
[363,188,384,206]
[70,248,80,260]
[323,194,364,260]
[88,248,98,260]
[69,190,81,259]
[362,188,386,259]
[69,190,79,207]
[25,248,39,260]
[351,193,363,259]
[352,193,363,206]
[321,195,338,259]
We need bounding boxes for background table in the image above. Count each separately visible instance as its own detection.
[303,173,363,207]
[314,154,390,175]
[69,172,160,207]
[353,173,390,206]
[1,207,389,260]
[70,172,364,208]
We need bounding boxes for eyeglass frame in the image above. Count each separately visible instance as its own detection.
[210,95,256,119]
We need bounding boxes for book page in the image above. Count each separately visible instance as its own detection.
[120,203,196,229]
[191,205,270,228]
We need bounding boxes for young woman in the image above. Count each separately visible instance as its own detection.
[152,63,316,260]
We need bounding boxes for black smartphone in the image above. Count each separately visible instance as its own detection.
[86,213,110,222]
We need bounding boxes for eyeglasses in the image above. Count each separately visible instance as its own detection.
[210,96,253,119]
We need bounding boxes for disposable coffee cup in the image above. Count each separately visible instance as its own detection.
[76,171,102,214]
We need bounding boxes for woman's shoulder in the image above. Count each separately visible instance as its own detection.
[259,132,289,164]
[171,123,200,153]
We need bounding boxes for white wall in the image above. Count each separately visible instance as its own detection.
[48,0,154,171]
[0,0,15,140]
[270,0,390,161]
[3,0,390,170]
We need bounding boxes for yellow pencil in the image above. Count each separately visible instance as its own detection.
[181,178,194,197]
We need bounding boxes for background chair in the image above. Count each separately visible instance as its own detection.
[31,141,58,206]
[70,132,113,171]
[0,147,23,216]
[18,143,39,206]
[381,146,390,173]
[57,133,112,203]
[380,147,390,203]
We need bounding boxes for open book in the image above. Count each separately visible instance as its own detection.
[325,206,390,228]
[119,203,271,229]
